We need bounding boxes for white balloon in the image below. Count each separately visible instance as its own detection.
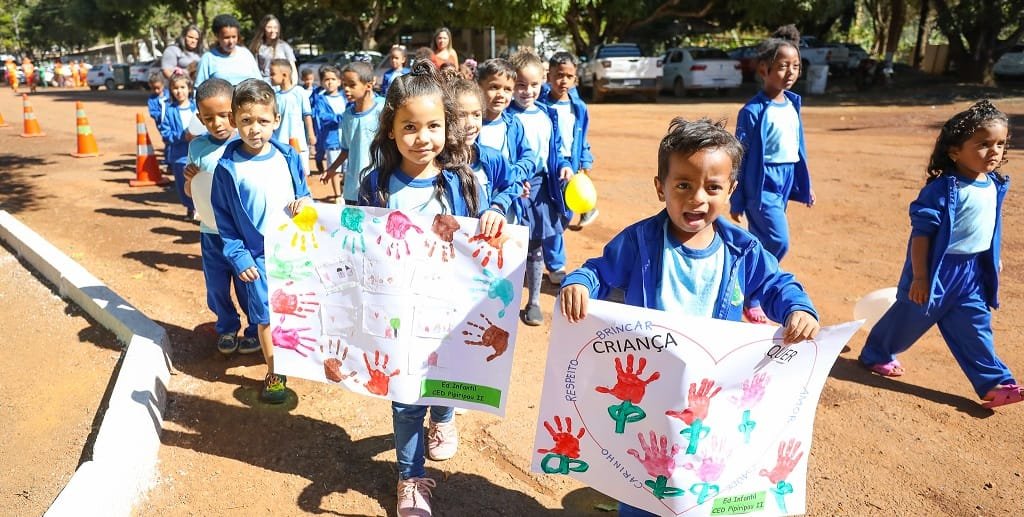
[853,287,898,333]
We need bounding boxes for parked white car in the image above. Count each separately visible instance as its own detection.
[661,47,742,96]
[579,43,662,102]
[843,43,870,70]
[86,63,130,90]
[995,46,1024,79]
[129,59,162,88]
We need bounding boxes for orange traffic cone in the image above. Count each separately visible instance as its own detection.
[130,113,169,187]
[0,109,9,128]
[20,94,45,137]
[70,101,100,157]
[288,137,302,152]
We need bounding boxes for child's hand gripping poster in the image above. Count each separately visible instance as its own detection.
[532,299,862,516]
[266,203,527,415]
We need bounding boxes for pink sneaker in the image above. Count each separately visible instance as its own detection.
[397,477,436,517]
[426,419,459,461]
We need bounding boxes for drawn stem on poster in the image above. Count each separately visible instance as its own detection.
[265,203,527,416]
[532,299,861,516]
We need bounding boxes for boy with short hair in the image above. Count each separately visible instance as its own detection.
[560,117,818,338]
[269,58,316,176]
[146,71,167,125]
[299,68,316,92]
[540,51,598,228]
[194,14,261,87]
[183,78,252,355]
[211,78,313,404]
[321,61,383,205]
[476,58,537,218]
[310,64,346,187]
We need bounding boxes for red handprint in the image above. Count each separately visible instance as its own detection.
[364,350,400,395]
[376,211,423,259]
[271,317,317,357]
[594,354,661,404]
[467,230,511,269]
[666,378,721,425]
[732,372,769,409]
[425,214,460,261]
[627,431,680,479]
[759,438,804,484]
[536,415,585,459]
[270,281,320,318]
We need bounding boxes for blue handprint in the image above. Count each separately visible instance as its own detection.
[473,269,514,317]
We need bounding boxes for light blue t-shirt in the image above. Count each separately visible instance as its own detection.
[513,104,552,172]
[479,116,510,161]
[656,223,724,317]
[228,145,295,234]
[763,98,801,164]
[274,86,312,151]
[194,46,261,87]
[188,133,236,233]
[325,93,347,118]
[340,96,385,202]
[471,161,491,208]
[948,175,997,255]
[551,100,575,159]
[386,170,449,215]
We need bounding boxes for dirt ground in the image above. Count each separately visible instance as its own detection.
[1,76,1023,517]
[0,244,121,516]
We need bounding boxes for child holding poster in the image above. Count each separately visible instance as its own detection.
[558,118,820,517]
[357,60,500,517]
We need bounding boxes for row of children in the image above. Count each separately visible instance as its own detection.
[173,28,1020,517]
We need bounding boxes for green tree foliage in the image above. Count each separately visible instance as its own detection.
[932,0,1023,84]
[21,0,99,53]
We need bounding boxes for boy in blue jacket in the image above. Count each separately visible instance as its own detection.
[540,51,597,227]
[560,118,819,516]
[211,78,312,404]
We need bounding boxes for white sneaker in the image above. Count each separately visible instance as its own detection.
[397,477,436,517]
[548,269,567,285]
[426,419,459,461]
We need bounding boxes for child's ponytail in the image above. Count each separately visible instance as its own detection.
[926,100,1009,183]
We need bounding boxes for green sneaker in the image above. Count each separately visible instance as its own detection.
[260,374,288,404]
[237,336,261,355]
[216,333,238,355]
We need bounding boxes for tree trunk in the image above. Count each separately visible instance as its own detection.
[912,0,929,67]
[884,0,906,65]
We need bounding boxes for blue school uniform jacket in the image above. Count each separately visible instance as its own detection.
[211,139,311,274]
[564,211,817,322]
[730,90,812,212]
[482,111,538,184]
[358,169,483,218]
[474,141,522,215]
[147,93,167,125]
[157,101,195,166]
[538,84,594,171]
[899,172,1008,313]
[506,101,573,217]
[310,89,343,154]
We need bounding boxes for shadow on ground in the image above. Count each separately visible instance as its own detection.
[0,155,54,213]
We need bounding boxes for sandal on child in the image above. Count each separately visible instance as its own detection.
[982,384,1024,409]
[865,359,905,377]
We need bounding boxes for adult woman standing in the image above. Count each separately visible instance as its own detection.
[250,14,297,80]
[430,27,459,68]
[161,25,202,80]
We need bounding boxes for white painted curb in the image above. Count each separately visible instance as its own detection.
[0,210,171,517]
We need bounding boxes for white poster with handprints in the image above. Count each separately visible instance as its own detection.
[532,299,861,516]
[266,203,527,415]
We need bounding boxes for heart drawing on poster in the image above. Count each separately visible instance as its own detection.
[552,323,819,516]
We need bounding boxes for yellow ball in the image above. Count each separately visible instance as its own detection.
[564,173,597,213]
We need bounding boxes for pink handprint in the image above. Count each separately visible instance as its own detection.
[666,378,721,425]
[270,281,320,318]
[595,354,661,404]
[759,438,804,484]
[425,214,460,261]
[683,437,728,482]
[536,415,585,458]
[271,317,317,357]
[376,211,423,259]
[627,431,680,479]
[732,372,770,409]
[364,350,400,395]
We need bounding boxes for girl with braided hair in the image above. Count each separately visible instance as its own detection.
[859,100,1021,409]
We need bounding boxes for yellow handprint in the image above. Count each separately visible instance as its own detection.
[278,205,325,252]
